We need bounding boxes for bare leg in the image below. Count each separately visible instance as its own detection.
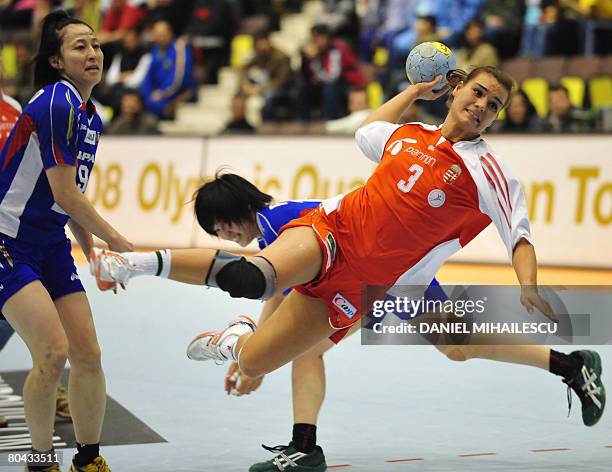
[54,292,106,444]
[161,226,323,294]
[292,323,360,424]
[168,249,216,285]
[237,291,335,378]
[438,342,550,370]
[2,282,68,451]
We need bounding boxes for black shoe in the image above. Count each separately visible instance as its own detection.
[249,442,327,471]
[563,350,606,426]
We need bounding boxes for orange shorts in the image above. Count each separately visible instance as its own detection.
[280,206,387,344]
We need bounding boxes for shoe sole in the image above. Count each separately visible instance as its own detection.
[90,248,117,292]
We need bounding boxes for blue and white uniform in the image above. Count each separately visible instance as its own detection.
[0,80,102,310]
[254,199,446,320]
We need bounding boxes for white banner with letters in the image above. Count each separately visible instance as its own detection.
[86,134,611,267]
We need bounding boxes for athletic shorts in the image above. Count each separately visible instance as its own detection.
[280,206,389,344]
[0,234,84,316]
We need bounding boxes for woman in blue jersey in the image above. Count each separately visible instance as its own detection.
[0,11,132,472]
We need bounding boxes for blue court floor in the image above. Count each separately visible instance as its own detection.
[0,266,610,471]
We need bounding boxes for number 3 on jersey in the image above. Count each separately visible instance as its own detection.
[77,164,90,192]
[397,164,423,193]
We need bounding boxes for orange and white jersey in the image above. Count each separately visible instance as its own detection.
[0,93,21,152]
[324,121,531,288]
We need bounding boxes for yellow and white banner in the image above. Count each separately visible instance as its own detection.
[87,134,611,267]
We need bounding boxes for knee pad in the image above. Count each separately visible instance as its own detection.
[205,250,277,300]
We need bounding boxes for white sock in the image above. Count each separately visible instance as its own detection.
[219,321,254,361]
[125,250,172,278]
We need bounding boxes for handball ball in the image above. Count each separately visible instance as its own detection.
[405,41,456,91]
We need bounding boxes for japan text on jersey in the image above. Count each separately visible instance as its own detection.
[256,200,321,249]
[0,80,103,244]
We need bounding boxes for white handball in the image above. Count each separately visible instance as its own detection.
[405,41,456,91]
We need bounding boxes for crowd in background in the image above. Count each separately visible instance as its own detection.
[0,0,611,136]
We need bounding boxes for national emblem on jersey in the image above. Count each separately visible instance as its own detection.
[443,164,462,184]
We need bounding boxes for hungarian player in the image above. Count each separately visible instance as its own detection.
[94,67,605,451]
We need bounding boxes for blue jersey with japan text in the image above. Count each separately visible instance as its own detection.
[0,80,102,244]
[255,200,321,249]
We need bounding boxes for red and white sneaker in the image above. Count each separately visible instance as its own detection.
[89,247,134,292]
[186,315,257,363]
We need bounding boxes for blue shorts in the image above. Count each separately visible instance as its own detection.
[0,234,84,315]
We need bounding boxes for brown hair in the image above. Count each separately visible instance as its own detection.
[446,66,515,109]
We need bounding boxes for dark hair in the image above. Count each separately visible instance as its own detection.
[549,83,569,96]
[311,23,331,36]
[253,28,271,41]
[122,87,144,103]
[33,11,94,88]
[446,66,515,108]
[509,89,538,117]
[417,15,437,29]
[194,171,273,236]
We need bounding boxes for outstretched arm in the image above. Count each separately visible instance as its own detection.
[512,239,557,321]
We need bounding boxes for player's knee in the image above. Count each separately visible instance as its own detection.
[207,251,277,300]
[35,343,69,380]
[69,342,102,373]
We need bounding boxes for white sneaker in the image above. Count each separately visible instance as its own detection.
[186,315,257,363]
[89,248,135,291]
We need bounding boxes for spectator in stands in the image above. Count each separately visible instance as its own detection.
[392,14,439,60]
[223,94,255,134]
[393,0,484,54]
[140,19,195,118]
[559,0,612,54]
[0,0,35,33]
[145,0,193,37]
[240,29,294,121]
[100,27,151,112]
[480,0,524,58]
[106,88,160,135]
[0,39,22,151]
[521,0,580,57]
[358,0,415,62]
[298,23,366,121]
[325,87,371,134]
[494,89,543,133]
[98,0,146,45]
[184,0,235,84]
[545,84,594,133]
[315,0,358,44]
[456,19,499,72]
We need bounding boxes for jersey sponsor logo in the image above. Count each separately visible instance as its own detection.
[386,139,437,167]
[427,145,436,151]
[428,189,446,208]
[386,138,417,155]
[332,293,357,319]
[84,129,97,145]
[70,272,80,281]
[443,164,462,184]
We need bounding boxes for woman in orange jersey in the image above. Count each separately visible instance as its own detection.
[94,67,605,442]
